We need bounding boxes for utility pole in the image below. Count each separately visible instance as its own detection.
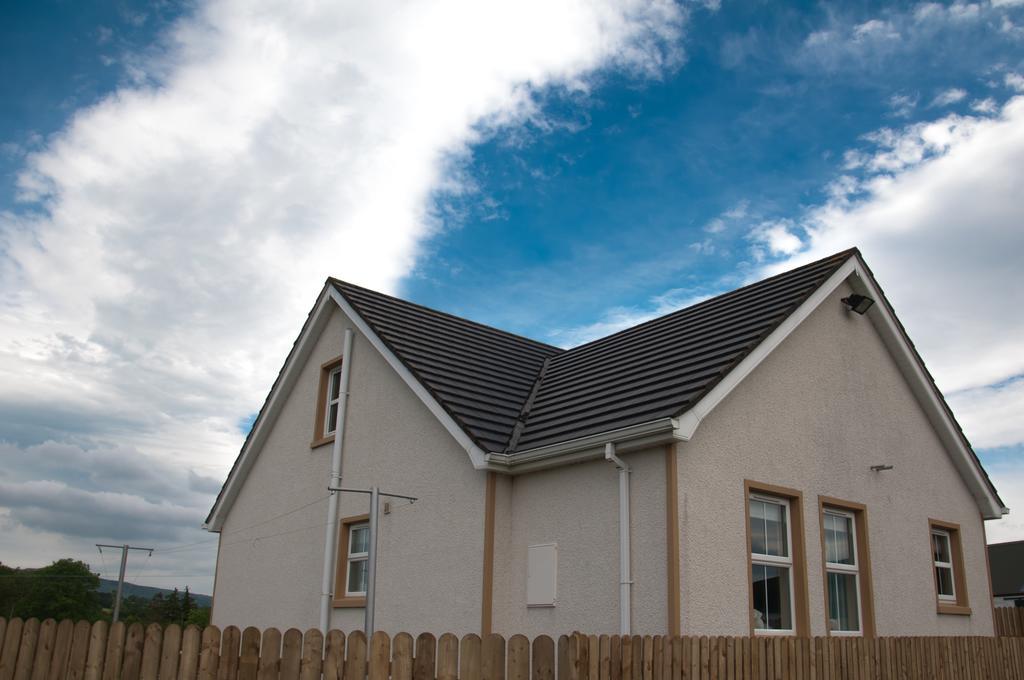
[327,486,416,637]
[96,544,153,623]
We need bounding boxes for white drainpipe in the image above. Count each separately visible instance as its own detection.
[319,328,354,633]
[605,442,632,636]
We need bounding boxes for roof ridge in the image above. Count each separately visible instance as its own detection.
[553,248,859,360]
[327,277,564,354]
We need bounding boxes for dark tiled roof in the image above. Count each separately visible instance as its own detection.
[331,280,563,452]
[989,541,1024,597]
[333,249,855,453]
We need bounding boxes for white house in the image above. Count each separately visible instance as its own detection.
[204,248,1006,638]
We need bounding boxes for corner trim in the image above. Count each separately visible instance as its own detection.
[665,444,681,636]
[481,472,496,635]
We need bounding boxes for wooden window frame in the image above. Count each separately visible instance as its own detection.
[311,356,343,448]
[818,496,876,637]
[333,514,369,608]
[930,518,971,616]
[744,480,810,637]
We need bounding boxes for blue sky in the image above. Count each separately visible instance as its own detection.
[1,0,1023,595]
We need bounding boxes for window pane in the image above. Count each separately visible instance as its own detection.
[349,525,369,555]
[827,571,860,632]
[347,558,367,595]
[826,513,855,565]
[750,498,788,558]
[329,369,341,400]
[764,501,788,558]
[326,403,339,434]
[752,563,792,631]
[750,500,767,555]
[936,566,955,597]
[932,532,951,563]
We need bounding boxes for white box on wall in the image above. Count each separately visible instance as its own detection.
[527,543,557,607]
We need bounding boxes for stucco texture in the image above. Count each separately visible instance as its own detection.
[492,446,670,637]
[677,282,995,636]
[212,307,487,634]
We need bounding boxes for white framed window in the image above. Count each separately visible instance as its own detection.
[824,509,862,634]
[324,365,342,436]
[345,522,369,597]
[749,494,795,634]
[932,529,956,602]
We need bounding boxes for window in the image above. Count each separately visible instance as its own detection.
[312,356,343,448]
[818,497,875,637]
[345,522,369,596]
[324,366,342,436]
[749,494,795,634]
[333,515,369,608]
[745,481,809,637]
[823,509,861,634]
[930,519,970,615]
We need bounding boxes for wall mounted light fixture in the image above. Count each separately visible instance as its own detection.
[842,294,875,315]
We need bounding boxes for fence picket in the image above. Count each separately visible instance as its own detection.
[0,618,24,680]
[198,627,221,680]
[368,633,390,680]
[532,637,554,680]
[238,629,261,680]
[300,630,323,680]
[157,626,181,680]
[460,635,481,680]
[322,633,345,680]
[179,627,201,680]
[102,623,125,680]
[217,628,240,680]
[13,620,40,680]
[482,636,504,680]
[507,636,529,680]
[389,634,410,680]
[280,630,302,680]
[29,620,56,680]
[84,621,108,680]
[120,625,145,680]
[437,634,457,680]
[411,634,433,680]
[342,633,365,680]
[558,636,569,680]
[257,629,281,680]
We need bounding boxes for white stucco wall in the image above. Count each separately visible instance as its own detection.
[492,446,670,637]
[677,282,995,636]
[212,306,488,634]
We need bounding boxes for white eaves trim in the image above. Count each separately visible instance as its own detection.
[327,288,490,471]
[672,256,1006,520]
[205,288,335,532]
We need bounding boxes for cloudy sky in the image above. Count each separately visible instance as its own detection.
[1,0,1022,596]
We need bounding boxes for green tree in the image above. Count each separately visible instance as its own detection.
[181,587,194,626]
[13,559,101,621]
[162,588,182,626]
[185,607,210,628]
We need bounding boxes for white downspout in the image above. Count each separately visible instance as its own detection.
[319,328,354,632]
[605,442,632,636]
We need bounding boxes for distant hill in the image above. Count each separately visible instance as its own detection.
[98,579,212,608]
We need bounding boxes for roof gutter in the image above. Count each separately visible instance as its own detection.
[483,417,682,474]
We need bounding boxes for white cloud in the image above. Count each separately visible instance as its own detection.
[1008,72,1024,91]
[888,93,919,118]
[0,0,686,586]
[930,87,968,107]
[948,378,1024,450]
[749,219,803,256]
[971,97,999,113]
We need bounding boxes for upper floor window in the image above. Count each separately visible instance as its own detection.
[312,356,343,448]
[750,494,794,634]
[324,365,342,435]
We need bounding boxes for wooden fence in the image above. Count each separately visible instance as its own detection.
[997,608,1024,637]
[2,618,1024,680]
